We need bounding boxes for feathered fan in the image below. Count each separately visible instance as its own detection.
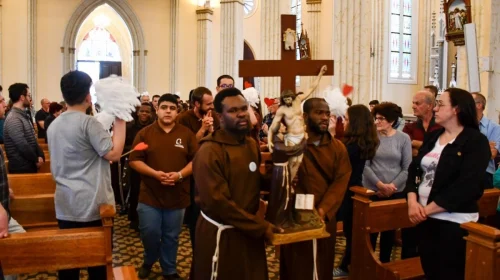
[94,75,141,130]
[242,87,261,108]
[322,86,349,118]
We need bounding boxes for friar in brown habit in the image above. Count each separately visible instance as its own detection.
[280,98,352,280]
[191,88,280,280]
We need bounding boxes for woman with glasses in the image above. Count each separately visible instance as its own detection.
[362,102,412,263]
[406,88,490,280]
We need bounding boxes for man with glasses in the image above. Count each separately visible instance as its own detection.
[472,92,500,189]
[4,83,45,174]
[216,75,234,93]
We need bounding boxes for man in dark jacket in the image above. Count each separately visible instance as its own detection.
[4,83,45,174]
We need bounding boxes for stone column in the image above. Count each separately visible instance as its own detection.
[27,0,37,101]
[196,8,213,88]
[334,0,373,104]
[140,50,147,92]
[456,0,491,93]
[133,50,139,90]
[259,0,280,113]
[220,0,244,89]
[487,0,500,120]
[69,48,76,71]
[169,0,179,93]
[306,0,322,96]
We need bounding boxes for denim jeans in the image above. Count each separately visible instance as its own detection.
[137,203,185,275]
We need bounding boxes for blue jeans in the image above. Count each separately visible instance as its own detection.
[137,203,185,275]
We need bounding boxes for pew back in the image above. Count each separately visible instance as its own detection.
[9,173,57,229]
[349,187,500,280]
[462,222,500,280]
[0,205,116,278]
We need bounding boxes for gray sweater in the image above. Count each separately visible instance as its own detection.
[363,130,412,193]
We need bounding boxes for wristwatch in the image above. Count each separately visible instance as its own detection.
[177,172,184,182]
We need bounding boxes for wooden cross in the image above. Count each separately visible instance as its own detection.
[239,15,334,94]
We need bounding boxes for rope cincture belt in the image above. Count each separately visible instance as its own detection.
[313,238,319,280]
[201,211,235,280]
[274,162,291,210]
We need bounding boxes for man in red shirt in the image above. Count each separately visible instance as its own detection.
[403,90,442,157]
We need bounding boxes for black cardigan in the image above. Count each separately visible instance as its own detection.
[405,127,491,213]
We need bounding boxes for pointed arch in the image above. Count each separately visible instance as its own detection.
[62,0,147,91]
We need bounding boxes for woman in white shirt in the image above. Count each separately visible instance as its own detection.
[405,88,491,280]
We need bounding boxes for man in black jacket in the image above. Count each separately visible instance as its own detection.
[4,83,45,174]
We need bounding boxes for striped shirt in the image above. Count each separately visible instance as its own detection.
[4,107,44,173]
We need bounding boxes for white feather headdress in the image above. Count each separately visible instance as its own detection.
[322,86,349,118]
[242,87,261,108]
[94,75,141,130]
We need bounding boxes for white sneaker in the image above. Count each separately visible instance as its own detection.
[332,268,349,279]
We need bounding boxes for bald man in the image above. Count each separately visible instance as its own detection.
[403,91,441,157]
[35,98,51,139]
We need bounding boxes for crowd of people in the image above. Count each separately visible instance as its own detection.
[0,72,500,280]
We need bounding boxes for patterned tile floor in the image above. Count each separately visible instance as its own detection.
[20,213,401,280]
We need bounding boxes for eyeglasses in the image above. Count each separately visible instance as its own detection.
[374,117,386,122]
[219,84,234,89]
[434,101,450,109]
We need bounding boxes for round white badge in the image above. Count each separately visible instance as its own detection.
[249,162,257,172]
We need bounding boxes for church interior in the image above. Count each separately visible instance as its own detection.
[1,0,500,280]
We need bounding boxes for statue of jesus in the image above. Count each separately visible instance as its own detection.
[268,65,327,182]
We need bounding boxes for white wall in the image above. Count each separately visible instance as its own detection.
[2,0,29,96]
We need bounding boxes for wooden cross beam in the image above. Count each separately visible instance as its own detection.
[239,15,334,94]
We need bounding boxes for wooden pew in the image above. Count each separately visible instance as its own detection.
[1,145,50,161]
[462,222,500,280]
[8,173,56,230]
[0,205,137,280]
[349,187,500,280]
[5,160,51,173]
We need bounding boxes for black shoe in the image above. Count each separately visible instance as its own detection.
[164,273,183,280]
[138,264,152,279]
[130,220,139,231]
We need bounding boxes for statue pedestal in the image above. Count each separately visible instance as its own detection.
[269,209,330,245]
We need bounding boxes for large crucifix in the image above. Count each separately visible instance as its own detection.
[239,15,334,94]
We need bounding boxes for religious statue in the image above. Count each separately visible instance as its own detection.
[444,0,471,46]
[268,65,327,181]
[265,65,327,234]
[283,28,297,51]
[265,126,306,227]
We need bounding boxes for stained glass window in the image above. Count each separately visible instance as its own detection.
[78,27,121,62]
[291,0,301,86]
[389,0,417,82]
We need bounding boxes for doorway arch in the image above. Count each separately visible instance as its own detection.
[62,0,146,91]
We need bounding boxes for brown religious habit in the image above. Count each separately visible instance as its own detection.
[177,109,220,139]
[280,133,351,280]
[239,15,334,94]
[191,130,270,280]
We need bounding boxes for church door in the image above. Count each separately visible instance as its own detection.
[99,61,122,79]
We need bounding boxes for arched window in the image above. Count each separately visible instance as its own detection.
[291,0,301,86]
[388,0,418,84]
[78,27,121,62]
